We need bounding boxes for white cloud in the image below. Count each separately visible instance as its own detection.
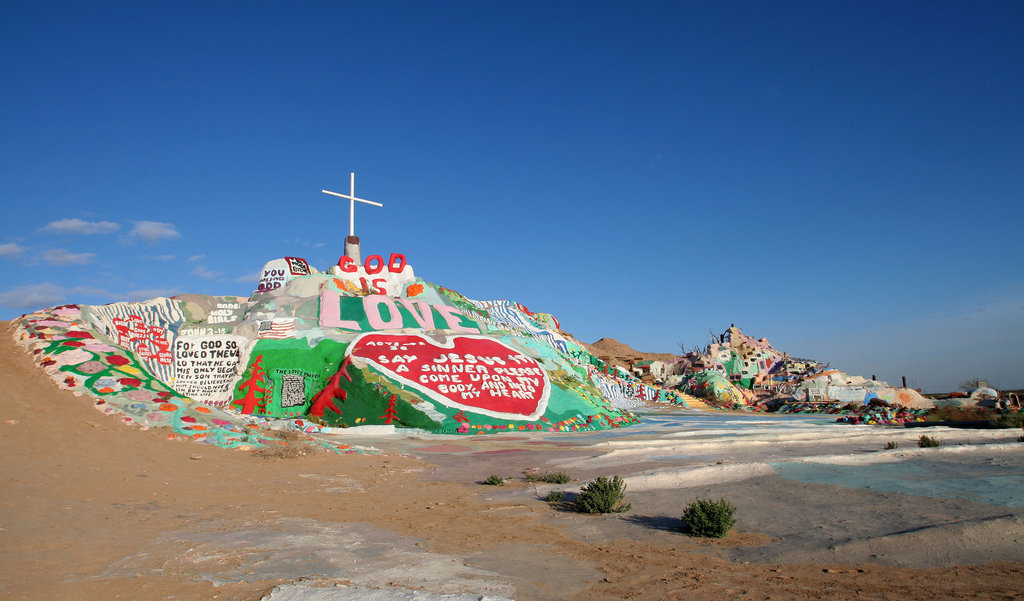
[43,248,96,266]
[191,265,222,279]
[0,243,25,257]
[40,218,120,235]
[234,272,260,283]
[187,254,205,262]
[142,254,176,261]
[126,288,181,301]
[129,221,180,243]
[0,283,66,309]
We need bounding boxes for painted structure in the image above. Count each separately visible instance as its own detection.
[12,253,940,448]
[11,253,678,443]
[673,325,932,408]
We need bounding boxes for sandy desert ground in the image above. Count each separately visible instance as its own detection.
[2,329,1023,601]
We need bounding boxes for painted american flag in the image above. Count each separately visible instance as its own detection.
[258,319,296,339]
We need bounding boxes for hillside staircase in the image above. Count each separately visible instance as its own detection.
[675,392,712,410]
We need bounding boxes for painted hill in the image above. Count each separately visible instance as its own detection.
[668,325,933,410]
[10,254,699,448]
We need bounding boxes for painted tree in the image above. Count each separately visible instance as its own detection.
[309,356,353,418]
[453,410,469,424]
[233,355,267,414]
[379,394,398,424]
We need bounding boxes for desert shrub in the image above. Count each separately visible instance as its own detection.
[254,443,306,459]
[541,472,571,484]
[682,498,737,538]
[996,411,1023,429]
[253,428,308,459]
[884,441,899,450]
[927,405,996,422]
[526,470,571,483]
[483,474,505,485]
[918,435,940,448]
[545,491,565,502]
[575,476,631,514]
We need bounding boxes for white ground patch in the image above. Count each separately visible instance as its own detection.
[102,518,516,599]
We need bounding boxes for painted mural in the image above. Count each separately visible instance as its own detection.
[10,253,651,446]
[326,252,416,297]
[11,247,952,449]
[669,325,933,410]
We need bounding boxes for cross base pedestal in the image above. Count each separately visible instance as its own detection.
[344,235,361,263]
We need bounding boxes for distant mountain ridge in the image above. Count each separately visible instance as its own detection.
[585,337,681,367]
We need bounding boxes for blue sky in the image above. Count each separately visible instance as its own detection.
[2,1,1021,392]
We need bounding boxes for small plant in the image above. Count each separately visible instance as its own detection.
[483,474,505,485]
[575,476,631,514]
[918,435,940,448]
[996,412,1023,429]
[927,405,997,422]
[884,441,899,450]
[525,471,572,484]
[253,428,309,459]
[682,498,737,538]
[541,472,571,484]
[545,491,565,502]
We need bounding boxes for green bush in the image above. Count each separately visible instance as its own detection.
[541,472,571,484]
[525,471,570,483]
[483,474,505,485]
[884,441,899,450]
[926,405,996,422]
[682,498,737,538]
[918,435,940,448]
[575,476,631,514]
[996,411,1023,429]
[545,491,565,502]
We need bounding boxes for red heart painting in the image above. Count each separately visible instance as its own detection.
[347,333,550,420]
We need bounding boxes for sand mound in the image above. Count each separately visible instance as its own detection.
[586,337,679,366]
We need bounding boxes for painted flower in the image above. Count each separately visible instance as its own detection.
[123,390,152,402]
[77,361,107,374]
[64,330,94,339]
[93,376,122,392]
[107,355,130,366]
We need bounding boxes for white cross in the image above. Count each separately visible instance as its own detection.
[321,172,383,237]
